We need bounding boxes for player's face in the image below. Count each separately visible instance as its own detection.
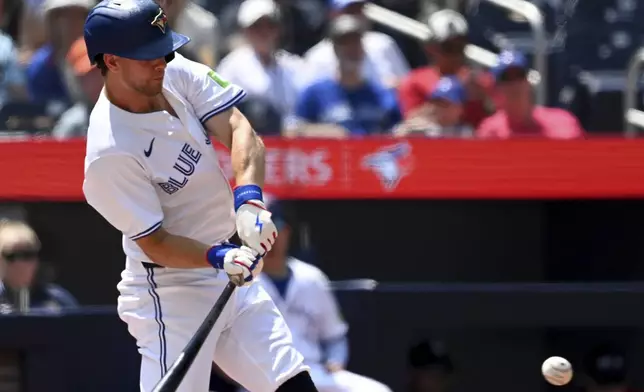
[118,56,168,96]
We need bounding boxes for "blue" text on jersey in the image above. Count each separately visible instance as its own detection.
[157,143,202,195]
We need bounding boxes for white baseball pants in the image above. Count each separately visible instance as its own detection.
[117,267,308,392]
[308,364,393,392]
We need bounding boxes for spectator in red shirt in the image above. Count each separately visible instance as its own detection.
[477,50,585,139]
[397,9,495,127]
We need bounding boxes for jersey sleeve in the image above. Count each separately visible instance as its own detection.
[180,58,247,125]
[83,154,164,240]
[313,271,349,340]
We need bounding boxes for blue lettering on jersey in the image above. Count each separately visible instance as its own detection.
[157,143,202,195]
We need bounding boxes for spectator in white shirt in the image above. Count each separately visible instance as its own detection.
[304,0,409,89]
[217,0,305,136]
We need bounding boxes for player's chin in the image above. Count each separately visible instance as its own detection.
[146,79,165,95]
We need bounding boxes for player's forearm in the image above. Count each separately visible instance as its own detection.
[137,229,211,269]
[230,109,266,187]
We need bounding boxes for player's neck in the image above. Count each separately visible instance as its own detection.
[104,80,166,114]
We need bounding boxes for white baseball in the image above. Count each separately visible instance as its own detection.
[542,356,573,386]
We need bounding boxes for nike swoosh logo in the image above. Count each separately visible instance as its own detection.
[144,138,155,157]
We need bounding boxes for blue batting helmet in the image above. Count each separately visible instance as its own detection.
[84,0,190,64]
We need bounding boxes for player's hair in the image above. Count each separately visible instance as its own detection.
[0,219,41,253]
[94,54,109,76]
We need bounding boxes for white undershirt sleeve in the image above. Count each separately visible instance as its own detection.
[83,154,164,240]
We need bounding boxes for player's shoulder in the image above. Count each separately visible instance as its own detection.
[165,53,231,92]
[288,258,330,284]
[164,52,201,81]
[85,96,146,166]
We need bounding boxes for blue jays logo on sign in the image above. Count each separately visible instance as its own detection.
[158,143,201,195]
[361,142,413,191]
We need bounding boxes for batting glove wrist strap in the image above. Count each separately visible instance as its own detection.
[233,184,263,211]
[206,243,239,269]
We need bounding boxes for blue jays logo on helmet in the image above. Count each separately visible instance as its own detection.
[150,8,167,34]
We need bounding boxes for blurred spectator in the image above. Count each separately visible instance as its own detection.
[0,219,78,313]
[477,50,585,139]
[51,36,102,138]
[397,9,494,128]
[18,0,48,64]
[0,30,28,107]
[162,0,220,68]
[581,344,632,392]
[287,14,401,137]
[304,0,409,89]
[217,0,304,136]
[407,340,454,392]
[275,0,328,57]
[217,0,327,57]
[394,76,473,138]
[26,0,94,105]
[257,197,392,392]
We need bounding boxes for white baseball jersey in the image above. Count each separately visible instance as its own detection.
[83,53,244,277]
[258,258,349,364]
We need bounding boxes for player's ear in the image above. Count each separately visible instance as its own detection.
[103,54,120,73]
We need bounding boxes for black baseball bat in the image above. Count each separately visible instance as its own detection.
[151,281,236,392]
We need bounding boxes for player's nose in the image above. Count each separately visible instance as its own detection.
[150,57,168,70]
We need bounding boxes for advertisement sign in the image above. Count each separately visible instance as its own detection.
[3,138,644,200]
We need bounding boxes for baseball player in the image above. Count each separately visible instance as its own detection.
[256,197,392,392]
[81,1,319,391]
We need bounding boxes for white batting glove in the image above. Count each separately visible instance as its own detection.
[223,246,263,287]
[235,200,278,255]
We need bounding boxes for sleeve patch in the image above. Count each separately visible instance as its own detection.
[208,70,230,88]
